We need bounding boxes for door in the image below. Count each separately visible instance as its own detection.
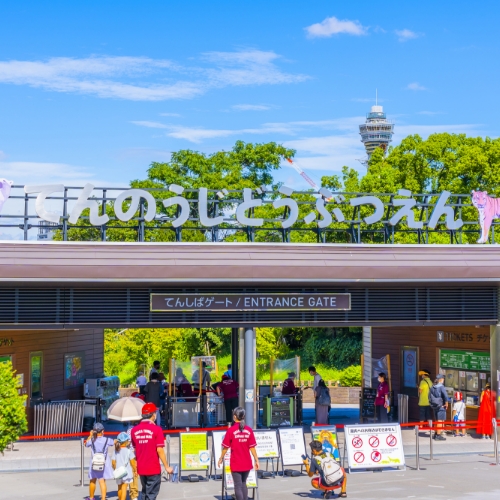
[29,351,43,406]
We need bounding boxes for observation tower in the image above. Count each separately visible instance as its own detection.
[359,99,394,164]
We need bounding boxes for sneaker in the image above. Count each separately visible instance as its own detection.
[486,436,491,440]
[435,435,446,441]
[482,436,487,439]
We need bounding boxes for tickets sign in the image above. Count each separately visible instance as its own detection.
[344,424,405,470]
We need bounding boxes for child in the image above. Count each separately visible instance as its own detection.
[112,432,138,500]
[303,440,347,499]
[453,391,466,437]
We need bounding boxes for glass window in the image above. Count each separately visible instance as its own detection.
[30,352,43,400]
[466,372,479,392]
[401,346,419,396]
[0,355,12,363]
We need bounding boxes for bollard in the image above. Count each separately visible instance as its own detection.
[166,435,171,480]
[429,419,433,461]
[493,418,498,466]
[80,438,85,487]
[415,425,420,470]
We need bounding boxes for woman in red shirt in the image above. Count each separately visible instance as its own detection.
[375,372,390,423]
[217,407,259,500]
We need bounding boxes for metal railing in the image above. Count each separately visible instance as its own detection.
[34,400,86,438]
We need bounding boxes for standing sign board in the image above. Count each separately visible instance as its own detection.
[212,430,225,472]
[310,426,341,463]
[344,423,405,473]
[360,388,376,421]
[180,432,210,480]
[254,430,280,459]
[278,427,306,474]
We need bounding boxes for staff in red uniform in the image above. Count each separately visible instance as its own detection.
[217,374,239,424]
[131,403,173,500]
[218,407,259,500]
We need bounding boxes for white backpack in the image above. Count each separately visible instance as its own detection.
[91,439,110,472]
[318,455,343,485]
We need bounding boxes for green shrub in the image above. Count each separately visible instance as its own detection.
[338,365,362,387]
[0,361,27,452]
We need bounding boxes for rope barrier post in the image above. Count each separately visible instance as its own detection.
[80,438,85,487]
[428,419,433,461]
[493,418,498,466]
[415,425,420,470]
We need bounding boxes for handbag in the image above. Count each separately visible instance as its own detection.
[113,449,130,480]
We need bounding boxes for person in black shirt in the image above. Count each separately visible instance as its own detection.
[144,372,164,426]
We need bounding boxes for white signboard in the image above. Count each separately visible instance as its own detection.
[212,430,226,471]
[345,423,405,470]
[254,430,280,459]
[278,427,306,466]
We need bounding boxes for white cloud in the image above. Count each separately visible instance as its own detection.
[407,82,427,91]
[231,104,271,111]
[0,150,6,160]
[305,16,367,38]
[159,112,181,117]
[0,160,125,186]
[131,120,169,129]
[0,51,307,101]
[395,29,421,42]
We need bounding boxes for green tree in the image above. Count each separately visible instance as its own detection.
[0,362,27,452]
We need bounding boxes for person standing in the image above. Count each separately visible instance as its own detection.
[418,369,433,424]
[308,366,322,391]
[224,364,232,378]
[477,382,493,439]
[375,372,390,423]
[315,379,331,424]
[429,374,449,440]
[144,372,164,426]
[149,361,160,378]
[84,423,114,500]
[131,403,174,500]
[193,361,212,392]
[282,372,297,395]
[218,407,259,500]
[453,391,466,437]
[217,374,239,424]
[112,432,137,500]
[136,371,147,395]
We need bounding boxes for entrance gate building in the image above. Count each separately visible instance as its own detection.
[1,242,500,428]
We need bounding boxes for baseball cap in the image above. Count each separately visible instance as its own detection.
[288,372,296,377]
[93,422,105,432]
[117,432,129,443]
[437,373,445,380]
[418,369,430,376]
[142,402,157,415]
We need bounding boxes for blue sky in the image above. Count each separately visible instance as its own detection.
[0,1,499,189]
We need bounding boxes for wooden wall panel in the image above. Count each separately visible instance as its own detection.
[372,325,490,421]
[0,328,104,431]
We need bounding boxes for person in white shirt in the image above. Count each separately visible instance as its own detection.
[309,366,322,391]
[136,372,147,394]
[453,391,466,437]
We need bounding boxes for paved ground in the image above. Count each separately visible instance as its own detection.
[2,453,500,499]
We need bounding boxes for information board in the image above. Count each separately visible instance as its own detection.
[180,432,209,471]
[402,347,418,389]
[278,427,306,466]
[440,350,490,371]
[311,426,340,462]
[254,430,280,458]
[345,423,405,471]
[361,388,376,419]
[212,430,226,471]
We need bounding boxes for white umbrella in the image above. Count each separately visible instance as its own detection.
[107,397,145,422]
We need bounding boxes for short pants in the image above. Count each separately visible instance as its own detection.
[116,477,133,486]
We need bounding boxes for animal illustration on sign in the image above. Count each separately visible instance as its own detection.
[472,190,500,243]
[0,179,13,213]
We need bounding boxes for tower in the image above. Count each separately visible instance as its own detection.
[359,94,394,164]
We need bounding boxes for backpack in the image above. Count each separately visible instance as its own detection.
[428,385,444,410]
[318,455,343,485]
[318,387,331,406]
[91,438,110,472]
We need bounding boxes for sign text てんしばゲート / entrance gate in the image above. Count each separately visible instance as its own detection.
[150,293,351,312]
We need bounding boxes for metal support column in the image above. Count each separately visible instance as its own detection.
[231,328,239,386]
[244,327,256,428]
[239,327,245,409]
[491,323,500,419]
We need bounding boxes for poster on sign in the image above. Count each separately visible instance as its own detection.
[180,432,209,471]
[254,430,280,458]
[278,427,306,466]
[311,426,340,463]
[212,430,226,471]
[222,450,257,489]
[344,424,405,472]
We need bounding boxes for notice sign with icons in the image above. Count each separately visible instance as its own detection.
[344,424,405,472]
